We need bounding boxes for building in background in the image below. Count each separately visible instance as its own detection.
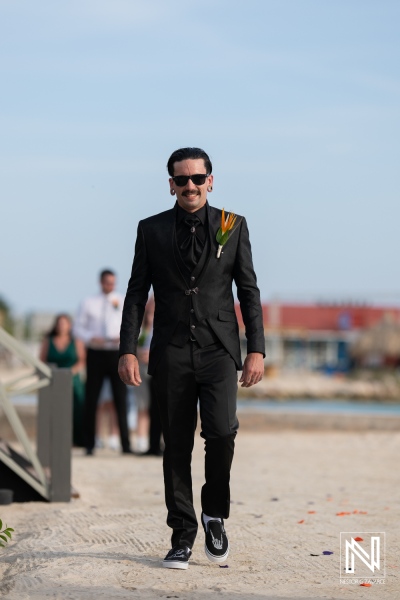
[235,302,400,372]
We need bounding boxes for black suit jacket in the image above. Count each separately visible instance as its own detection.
[120,202,265,375]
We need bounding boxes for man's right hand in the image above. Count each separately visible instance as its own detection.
[118,354,142,386]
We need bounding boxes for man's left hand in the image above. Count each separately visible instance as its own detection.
[239,352,264,388]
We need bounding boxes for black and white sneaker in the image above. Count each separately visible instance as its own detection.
[162,545,192,569]
[201,512,229,563]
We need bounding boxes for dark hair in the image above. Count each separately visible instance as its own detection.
[167,147,212,176]
[100,269,115,281]
[48,313,72,338]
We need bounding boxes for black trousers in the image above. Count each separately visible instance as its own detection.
[152,340,239,549]
[84,349,131,452]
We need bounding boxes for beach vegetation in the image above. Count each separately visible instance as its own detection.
[0,519,14,548]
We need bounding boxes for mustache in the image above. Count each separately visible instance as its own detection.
[182,190,200,196]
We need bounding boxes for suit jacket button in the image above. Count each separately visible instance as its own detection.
[190,309,194,313]
[191,276,195,281]
[191,325,196,330]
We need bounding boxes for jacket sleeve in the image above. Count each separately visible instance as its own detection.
[119,222,152,356]
[232,217,265,357]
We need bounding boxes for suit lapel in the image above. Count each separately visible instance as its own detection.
[173,227,191,285]
[169,204,195,288]
[149,205,186,289]
[207,204,221,256]
[194,203,219,287]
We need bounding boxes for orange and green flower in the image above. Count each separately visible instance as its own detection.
[216,208,241,257]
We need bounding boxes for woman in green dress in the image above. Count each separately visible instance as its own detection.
[39,314,86,447]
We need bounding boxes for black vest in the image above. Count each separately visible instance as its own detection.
[169,224,220,347]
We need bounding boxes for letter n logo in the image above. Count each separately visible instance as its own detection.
[346,536,380,573]
[340,532,385,578]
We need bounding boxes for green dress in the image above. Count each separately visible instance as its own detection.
[46,337,85,447]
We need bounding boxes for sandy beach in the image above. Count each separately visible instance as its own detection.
[0,429,399,600]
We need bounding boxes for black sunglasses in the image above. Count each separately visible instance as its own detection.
[171,174,209,187]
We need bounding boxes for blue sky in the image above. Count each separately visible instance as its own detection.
[1,0,399,314]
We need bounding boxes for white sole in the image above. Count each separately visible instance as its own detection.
[204,544,229,564]
[162,560,188,570]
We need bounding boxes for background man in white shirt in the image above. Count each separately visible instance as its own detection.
[74,269,132,455]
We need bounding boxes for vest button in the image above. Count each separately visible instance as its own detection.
[190,309,194,313]
[191,276,195,281]
[191,324,196,330]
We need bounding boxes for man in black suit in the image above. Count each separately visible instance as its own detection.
[118,147,265,570]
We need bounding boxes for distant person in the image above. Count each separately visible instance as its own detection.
[135,296,163,456]
[133,329,150,452]
[96,378,120,451]
[74,269,132,455]
[39,313,85,447]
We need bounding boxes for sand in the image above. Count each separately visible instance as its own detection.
[0,430,399,600]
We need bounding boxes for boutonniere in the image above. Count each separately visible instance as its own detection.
[216,208,242,258]
[111,299,119,310]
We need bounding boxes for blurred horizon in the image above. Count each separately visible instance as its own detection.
[1,0,399,315]
[4,292,400,319]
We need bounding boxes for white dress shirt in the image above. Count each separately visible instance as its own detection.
[74,291,124,350]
